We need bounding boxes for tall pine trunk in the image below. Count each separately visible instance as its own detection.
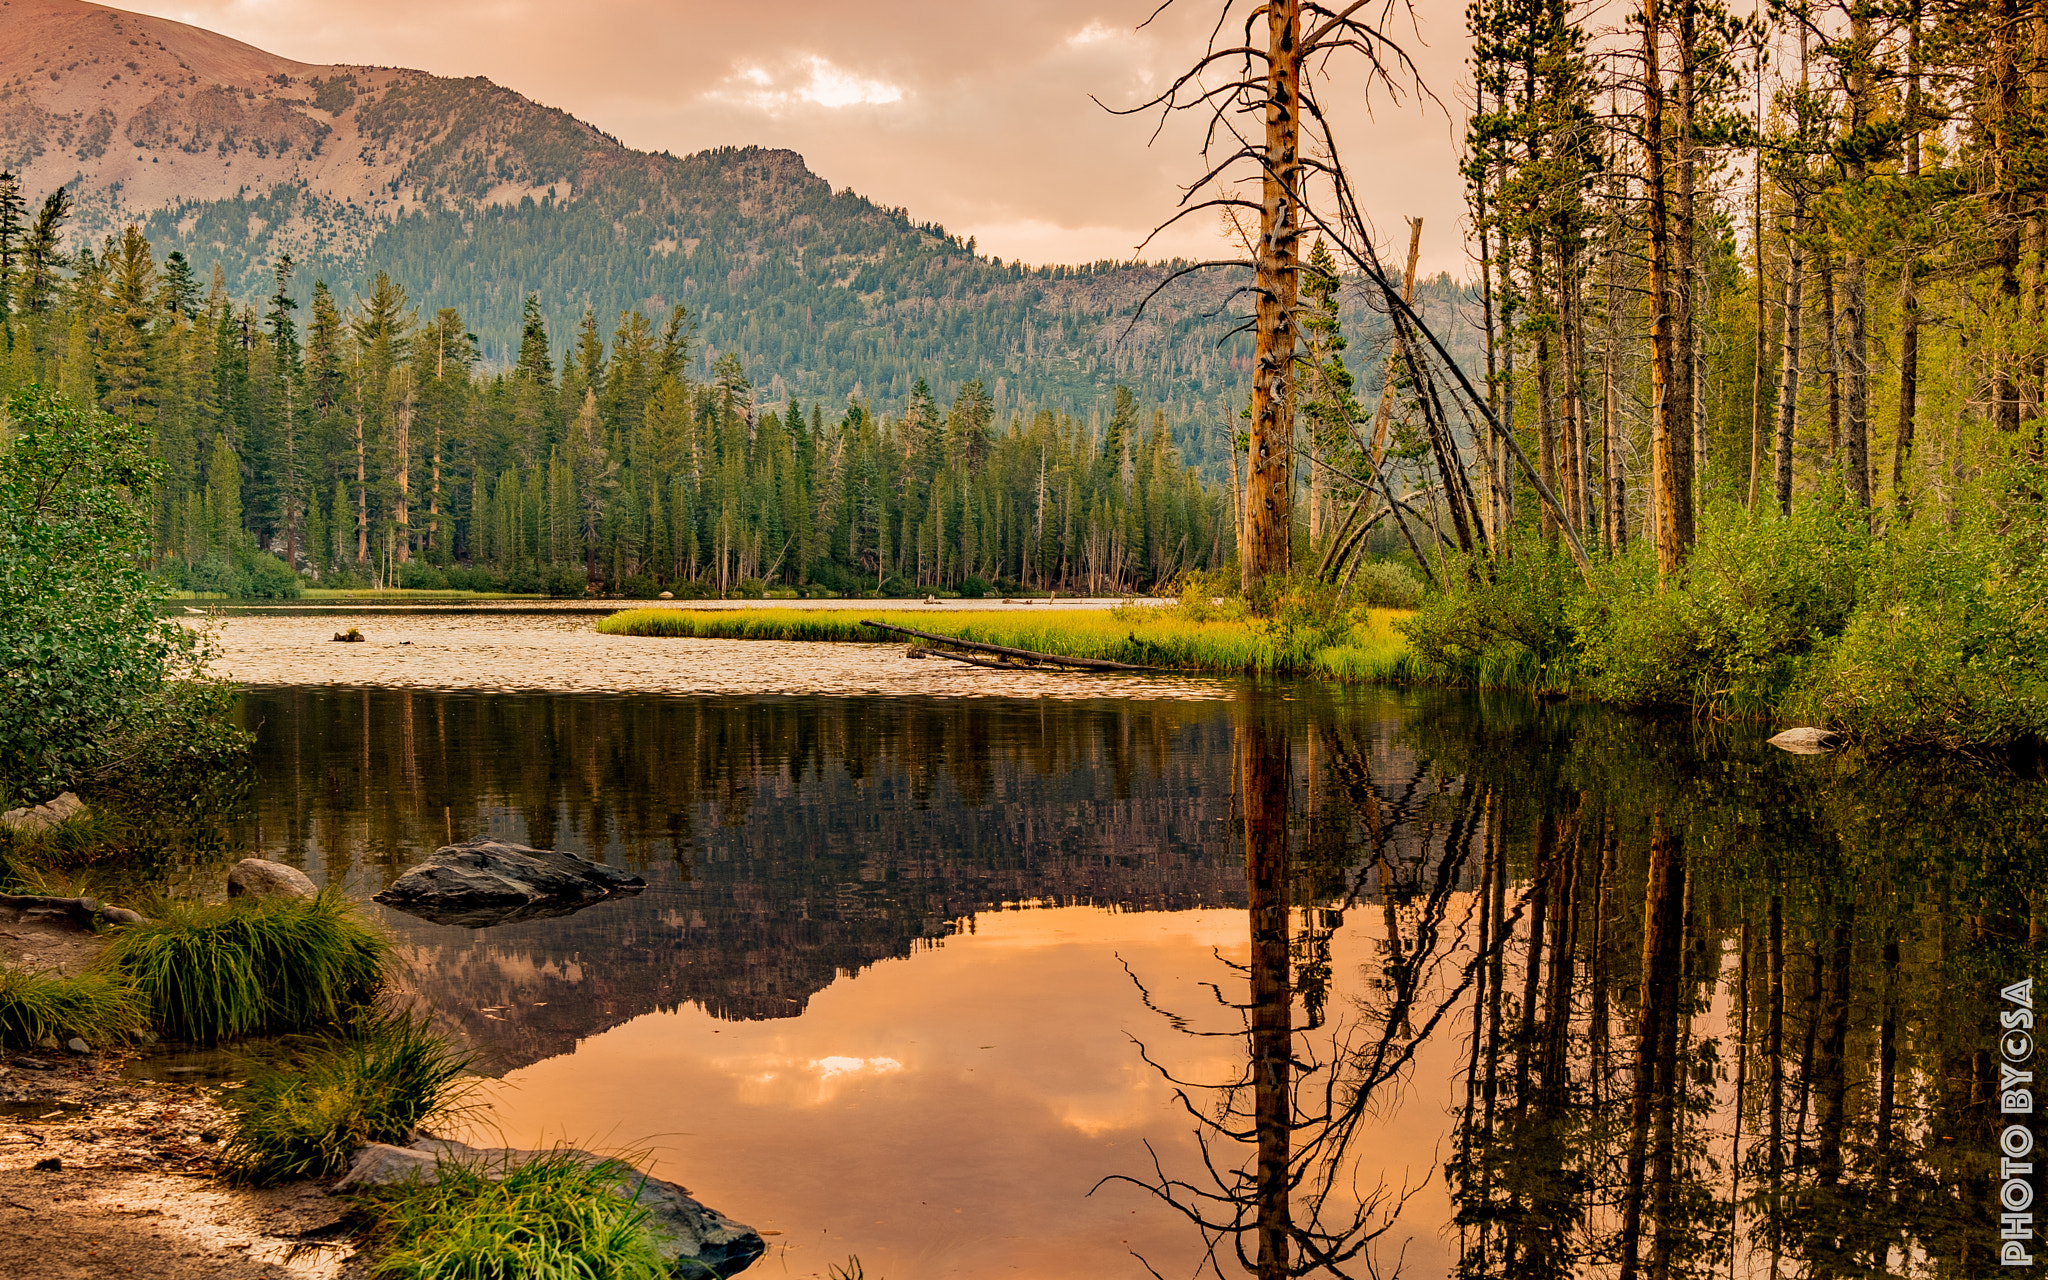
[1243,0,1301,596]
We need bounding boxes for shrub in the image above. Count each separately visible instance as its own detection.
[352,1151,671,1280]
[0,385,240,795]
[957,575,990,599]
[732,577,766,599]
[543,566,587,598]
[221,1011,474,1186]
[1348,560,1425,610]
[1396,543,1581,689]
[397,562,448,592]
[0,966,147,1049]
[241,550,304,599]
[618,574,661,599]
[97,892,387,1043]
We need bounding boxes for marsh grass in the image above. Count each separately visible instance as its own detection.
[351,1151,671,1280]
[221,1010,476,1186]
[97,891,386,1043]
[0,966,147,1049]
[599,606,1415,676]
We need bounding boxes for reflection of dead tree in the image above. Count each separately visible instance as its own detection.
[1100,716,1509,1278]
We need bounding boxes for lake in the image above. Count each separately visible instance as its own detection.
[192,606,2045,1278]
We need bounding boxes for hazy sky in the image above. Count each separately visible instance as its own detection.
[118,0,1476,275]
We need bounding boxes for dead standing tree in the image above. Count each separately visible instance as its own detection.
[1114,0,1592,597]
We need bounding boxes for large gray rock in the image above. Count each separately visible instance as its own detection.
[1767,726,1841,755]
[227,858,320,901]
[1,791,87,834]
[373,839,644,928]
[335,1137,763,1277]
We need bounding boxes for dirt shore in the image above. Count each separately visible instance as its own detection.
[0,903,366,1279]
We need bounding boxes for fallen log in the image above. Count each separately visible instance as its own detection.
[862,621,1166,672]
[0,893,149,926]
[907,644,1028,670]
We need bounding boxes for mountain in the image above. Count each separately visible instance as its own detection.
[0,0,1477,462]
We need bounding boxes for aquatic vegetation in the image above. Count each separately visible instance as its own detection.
[96,892,387,1043]
[599,605,1413,676]
[0,966,147,1050]
[221,1011,475,1187]
[352,1151,672,1280]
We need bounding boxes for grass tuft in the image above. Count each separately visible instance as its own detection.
[221,1010,475,1187]
[0,966,147,1050]
[352,1150,671,1280]
[96,891,387,1043]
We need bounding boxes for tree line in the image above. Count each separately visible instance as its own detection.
[0,190,1233,597]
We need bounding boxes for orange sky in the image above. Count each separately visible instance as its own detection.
[112,0,1476,275]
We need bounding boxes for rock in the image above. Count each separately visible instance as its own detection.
[335,1138,763,1277]
[1767,726,1841,755]
[373,839,645,928]
[659,590,674,599]
[227,858,320,902]
[64,1037,89,1056]
[32,1157,60,1172]
[1,791,87,835]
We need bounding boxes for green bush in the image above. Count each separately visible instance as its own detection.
[1790,496,2048,748]
[1348,560,1425,610]
[241,550,304,599]
[221,1011,474,1186]
[353,1151,671,1280]
[957,575,990,599]
[97,892,387,1043]
[1396,543,1580,689]
[0,385,244,795]
[0,966,147,1049]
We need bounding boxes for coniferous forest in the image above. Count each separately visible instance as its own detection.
[0,200,1235,597]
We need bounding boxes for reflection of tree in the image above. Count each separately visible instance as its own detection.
[1106,697,1495,1278]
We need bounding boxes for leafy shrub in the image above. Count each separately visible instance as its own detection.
[97,892,387,1043]
[1348,560,1425,610]
[543,566,587,598]
[440,565,504,593]
[221,1010,474,1186]
[1396,543,1581,689]
[0,966,147,1049]
[731,577,767,599]
[353,1151,671,1280]
[0,385,243,795]
[618,574,661,599]
[397,562,448,591]
[241,550,304,599]
[957,575,990,599]
[1791,496,2048,748]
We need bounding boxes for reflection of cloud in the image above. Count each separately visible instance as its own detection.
[713,56,903,113]
[813,1054,904,1079]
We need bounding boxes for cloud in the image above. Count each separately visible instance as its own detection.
[712,55,905,114]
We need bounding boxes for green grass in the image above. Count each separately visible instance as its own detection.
[299,589,546,602]
[96,892,387,1043]
[351,1150,672,1280]
[599,606,1414,676]
[0,966,148,1050]
[221,1010,476,1187]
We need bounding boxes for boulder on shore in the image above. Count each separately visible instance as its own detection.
[227,858,320,901]
[373,839,644,928]
[1,791,87,834]
[1767,726,1841,755]
[334,1137,764,1277]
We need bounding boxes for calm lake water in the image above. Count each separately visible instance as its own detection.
[199,608,2046,1279]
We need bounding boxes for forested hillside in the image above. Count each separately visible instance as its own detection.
[0,0,1479,472]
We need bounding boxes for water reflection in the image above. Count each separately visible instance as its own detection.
[223,684,2045,1277]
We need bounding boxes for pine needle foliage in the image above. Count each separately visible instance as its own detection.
[351,1151,672,1280]
[220,1010,475,1187]
[96,892,386,1043]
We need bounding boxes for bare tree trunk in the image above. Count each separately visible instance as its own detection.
[1749,33,1768,509]
[1819,249,1841,460]
[1243,0,1302,596]
[1643,0,1686,576]
[1896,3,1922,518]
[353,389,368,564]
[394,375,413,564]
[1843,4,1874,511]
[1605,145,1627,552]
[1995,0,2023,434]
[1535,230,1559,543]
[1618,820,1686,1280]
[1672,0,1699,548]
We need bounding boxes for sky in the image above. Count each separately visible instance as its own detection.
[116,0,1477,276]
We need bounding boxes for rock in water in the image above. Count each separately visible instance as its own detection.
[0,791,87,834]
[373,839,645,928]
[335,1138,764,1277]
[1767,726,1841,754]
[227,858,320,901]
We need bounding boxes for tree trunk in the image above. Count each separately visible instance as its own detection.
[1995,0,2023,434]
[395,377,413,564]
[1672,0,1699,548]
[354,391,368,563]
[1842,3,1874,511]
[1243,0,1302,596]
[1643,0,1686,576]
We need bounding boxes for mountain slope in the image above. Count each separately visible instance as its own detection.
[1,0,1475,456]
